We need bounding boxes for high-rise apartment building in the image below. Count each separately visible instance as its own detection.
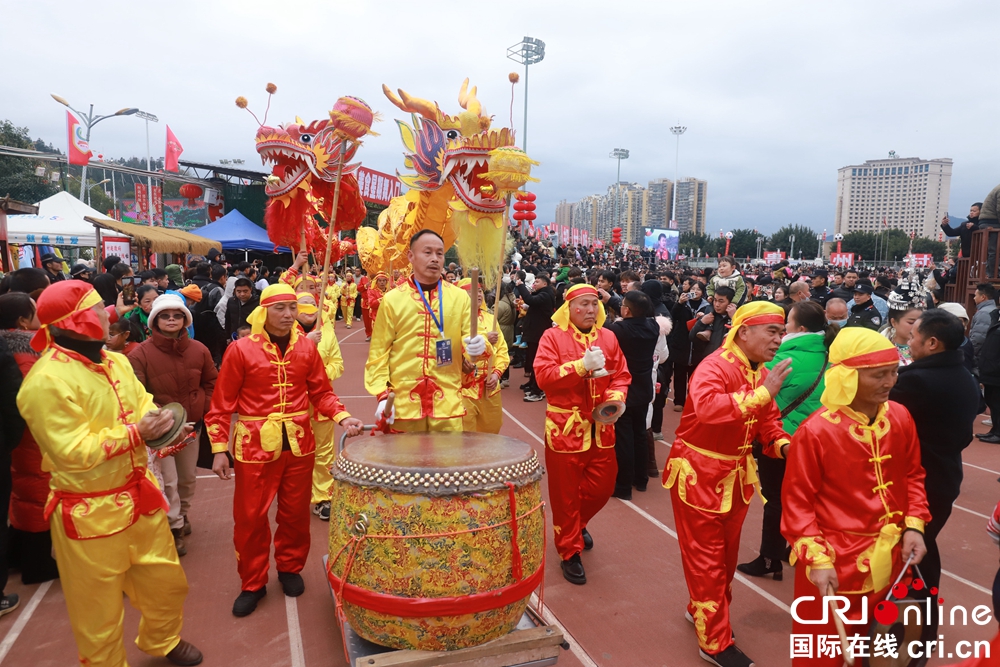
[571,196,600,239]
[675,178,707,234]
[834,156,952,239]
[555,200,572,228]
[646,178,673,229]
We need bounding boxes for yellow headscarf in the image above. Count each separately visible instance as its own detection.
[246,284,317,335]
[820,327,898,411]
[721,301,786,354]
[551,284,606,331]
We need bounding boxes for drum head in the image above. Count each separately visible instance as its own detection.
[146,403,187,450]
[864,598,934,667]
[592,400,625,424]
[335,432,542,496]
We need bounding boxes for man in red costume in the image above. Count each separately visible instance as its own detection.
[664,300,792,667]
[362,272,388,342]
[206,284,364,617]
[782,327,928,666]
[534,284,630,585]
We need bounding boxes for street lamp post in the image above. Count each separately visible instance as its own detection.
[609,148,629,242]
[133,110,159,226]
[506,36,545,154]
[817,230,826,261]
[87,179,111,207]
[789,234,796,260]
[50,94,136,201]
[669,124,686,229]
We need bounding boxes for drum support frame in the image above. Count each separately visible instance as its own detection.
[322,555,564,667]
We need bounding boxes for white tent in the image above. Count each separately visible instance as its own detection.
[6,191,127,247]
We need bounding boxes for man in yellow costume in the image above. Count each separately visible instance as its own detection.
[365,229,487,432]
[459,278,509,433]
[17,281,202,667]
[294,291,345,521]
[339,271,358,328]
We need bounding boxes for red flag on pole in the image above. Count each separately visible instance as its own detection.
[66,111,92,166]
[164,125,184,172]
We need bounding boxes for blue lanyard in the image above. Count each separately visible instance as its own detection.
[415,279,444,335]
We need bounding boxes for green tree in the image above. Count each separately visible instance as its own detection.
[0,120,61,202]
[910,237,948,261]
[679,231,723,258]
[767,224,819,259]
[727,228,763,260]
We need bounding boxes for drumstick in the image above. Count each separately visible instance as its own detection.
[468,267,480,362]
[827,583,854,666]
[384,391,395,417]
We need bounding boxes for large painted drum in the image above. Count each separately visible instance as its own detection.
[327,432,545,651]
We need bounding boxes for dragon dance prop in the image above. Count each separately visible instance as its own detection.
[358,79,537,291]
[240,85,377,311]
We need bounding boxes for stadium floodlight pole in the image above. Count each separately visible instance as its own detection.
[610,148,629,241]
[133,110,159,226]
[669,124,686,229]
[506,36,545,155]
[789,234,795,260]
[50,94,136,200]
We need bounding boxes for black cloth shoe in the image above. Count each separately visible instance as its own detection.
[736,555,783,581]
[182,515,192,536]
[582,528,593,550]
[278,571,305,597]
[976,433,1000,443]
[232,587,266,617]
[634,480,648,492]
[699,645,755,667]
[166,639,204,666]
[519,381,532,390]
[170,528,187,557]
[612,486,632,501]
[561,554,586,585]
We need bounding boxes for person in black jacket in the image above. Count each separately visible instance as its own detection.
[845,284,882,331]
[978,308,1000,443]
[605,291,660,499]
[224,278,260,340]
[669,281,710,411]
[514,274,556,401]
[0,336,25,615]
[940,203,981,258]
[889,308,983,595]
[689,285,735,368]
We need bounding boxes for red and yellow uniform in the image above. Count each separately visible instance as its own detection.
[340,277,358,328]
[17,282,189,667]
[664,301,790,656]
[363,272,387,337]
[205,284,353,592]
[534,284,630,561]
[782,328,930,666]
[459,279,509,434]
[365,277,472,432]
[357,273,373,337]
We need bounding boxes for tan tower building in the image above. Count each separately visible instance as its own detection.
[675,178,707,234]
[834,156,952,238]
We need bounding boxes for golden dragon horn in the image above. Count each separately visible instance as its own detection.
[382,84,439,122]
[458,78,482,116]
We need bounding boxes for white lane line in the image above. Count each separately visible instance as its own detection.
[942,570,992,596]
[954,504,991,520]
[529,593,600,667]
[286,595,306,667]
[330,396,377,400]
[337,328,364,343]
[964,461,1000,475]
[0,580,53,665]
[502,408,545,445]
[620,500,792,614]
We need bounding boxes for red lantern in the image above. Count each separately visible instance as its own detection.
[522,191,536,201]
[179,183,203,207]
[513,211,528,221]
[524,212,537,221]
[611,227,622,244]
[513,201,529,211]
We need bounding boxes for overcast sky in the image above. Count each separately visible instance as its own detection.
[3,0,997,234]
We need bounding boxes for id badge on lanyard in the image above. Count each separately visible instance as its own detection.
[417,280,451,367]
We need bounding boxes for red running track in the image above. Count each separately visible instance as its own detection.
[2,323,998,666]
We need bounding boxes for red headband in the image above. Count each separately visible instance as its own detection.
[741,313,785,328]
[260,292,297,307]
[840,348,899,369]
[565,285,599,301]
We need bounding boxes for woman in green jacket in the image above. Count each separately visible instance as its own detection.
[738,299,834,581]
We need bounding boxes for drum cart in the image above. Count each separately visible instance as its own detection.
[328,430,565,667]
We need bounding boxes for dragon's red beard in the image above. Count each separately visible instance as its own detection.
[263,174,367,258]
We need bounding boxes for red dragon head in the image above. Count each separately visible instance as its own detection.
[256,118,360,201]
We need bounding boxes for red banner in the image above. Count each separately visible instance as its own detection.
[66,111,92,166]
[909,253,932,267]
[356,166,402,206]
[830,252,855,267]
[135,183,148,223]
[764,251,786,263]
[152,185,163,225]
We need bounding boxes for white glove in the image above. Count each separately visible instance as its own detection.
[464,335,487,357]
[375,400,395,424]
[582,347,606,372]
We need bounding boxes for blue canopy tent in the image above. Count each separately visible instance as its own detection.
[190,210,290,255]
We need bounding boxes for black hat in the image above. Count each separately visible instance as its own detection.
[853,284,874,295]
[814,268,828,278]
[40,252,60,265]
[70,262,91,277]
